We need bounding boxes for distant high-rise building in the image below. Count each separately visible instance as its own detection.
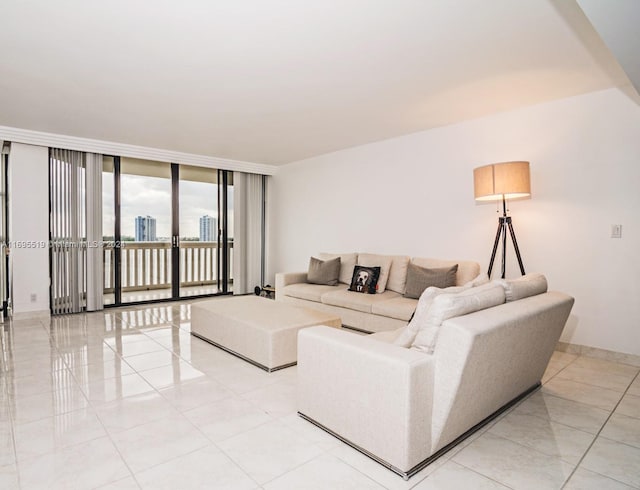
[135,216,157,241]
[199,215,216,241]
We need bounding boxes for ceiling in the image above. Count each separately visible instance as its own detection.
[0,0,636,166]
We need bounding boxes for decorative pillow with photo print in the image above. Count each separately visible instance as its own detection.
[348,265,381,294]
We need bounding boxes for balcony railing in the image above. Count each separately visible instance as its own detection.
[104,241,233,293]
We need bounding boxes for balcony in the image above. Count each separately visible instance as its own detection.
[103,241,233,303]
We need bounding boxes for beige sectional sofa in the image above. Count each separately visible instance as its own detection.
[276,253,481,333]
[297,278,574,479]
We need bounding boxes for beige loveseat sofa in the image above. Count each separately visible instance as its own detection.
[276,253,481,333]
[297,278,574,479]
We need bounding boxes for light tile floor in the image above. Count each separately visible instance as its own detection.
[1,300,639,489]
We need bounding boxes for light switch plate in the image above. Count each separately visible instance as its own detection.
[611,224,622,238]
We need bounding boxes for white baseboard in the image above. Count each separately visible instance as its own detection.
[9,309,51,321]
[556,341,640,367]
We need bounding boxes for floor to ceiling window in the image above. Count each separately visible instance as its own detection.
[102,156,232,306]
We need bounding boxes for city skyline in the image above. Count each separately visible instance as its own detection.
[103,172,234,239]
[128,215,220,241]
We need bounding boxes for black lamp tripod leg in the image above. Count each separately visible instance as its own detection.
[501,218,507,279]
[487,219,503,278]
[507,218,526,275]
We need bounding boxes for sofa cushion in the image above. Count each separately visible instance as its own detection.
[385,255,411,294]
[404,263,458,299]
[348,266,381,294]
[411,257,480,286]
[281,283,342,303]
[358,253,393,293]
[318,252,357,285]
[321,289,401,314]
[371,297,417,321]
[393,285,467,348]
[411,282,506,354]
[496,273,547,302]
[464,273,489,288]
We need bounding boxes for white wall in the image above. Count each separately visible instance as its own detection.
[9,142,50,315]
[270,88,640,356]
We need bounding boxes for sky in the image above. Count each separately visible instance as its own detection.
[102,173,234,239]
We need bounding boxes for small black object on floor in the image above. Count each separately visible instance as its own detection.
[254,285,275,299]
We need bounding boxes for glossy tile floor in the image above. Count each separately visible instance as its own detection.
[1,300,639,489]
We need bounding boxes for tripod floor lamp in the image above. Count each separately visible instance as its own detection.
[474,161,531,279]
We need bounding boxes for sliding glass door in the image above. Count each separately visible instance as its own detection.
[103,157,231,306]
[177,165,233,297]
[120,158,173,303]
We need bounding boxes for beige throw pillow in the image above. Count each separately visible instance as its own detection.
[496,273,547,301]
[307,256,341,286]
[403,263,458,299]
[410,282,506,354]
[411,257,479,286]
[392,284,467,348]
[385,255,411,294]
[464,273,490,288]
[318,252,357,285]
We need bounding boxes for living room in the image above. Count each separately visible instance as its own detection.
[1,1,639,489]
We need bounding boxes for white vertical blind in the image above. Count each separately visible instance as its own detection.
[50,148,85,314]
[233,172,265,294]
[50,149,102,314]
[86,153,103,311]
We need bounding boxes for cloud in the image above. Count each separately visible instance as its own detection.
[102,173,234,239]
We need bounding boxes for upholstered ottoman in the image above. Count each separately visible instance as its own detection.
[191,296,342,371]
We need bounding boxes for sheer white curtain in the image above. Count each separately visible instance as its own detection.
[233,172,265,295]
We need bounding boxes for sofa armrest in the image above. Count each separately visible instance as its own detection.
[275,271,308,300]
[430,291,574,452]
[298,326,434,473]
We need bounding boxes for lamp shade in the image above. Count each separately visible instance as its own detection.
[474,161,531,202]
